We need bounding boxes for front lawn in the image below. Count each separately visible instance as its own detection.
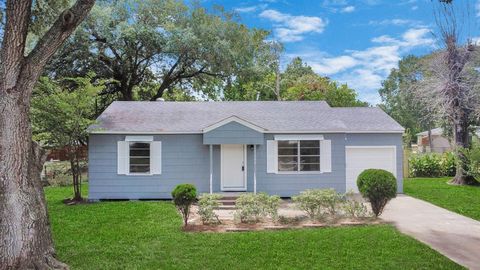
[405,177,480,221]
[46,185,462,269]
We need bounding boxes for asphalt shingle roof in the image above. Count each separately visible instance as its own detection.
[89,101,404,133]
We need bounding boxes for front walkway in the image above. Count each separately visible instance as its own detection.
[381,195,480,270]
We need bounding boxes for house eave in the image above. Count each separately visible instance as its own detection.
[88,130,405,135]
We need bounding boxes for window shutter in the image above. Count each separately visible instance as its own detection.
[266,140,278,173]
[320,140,332,173]
[117,141,129,174]
[151,141,162,174]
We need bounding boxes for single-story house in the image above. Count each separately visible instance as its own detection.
[87,101,404,200]
[415,128,452,153]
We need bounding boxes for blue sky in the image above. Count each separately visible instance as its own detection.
[204,0,480,104]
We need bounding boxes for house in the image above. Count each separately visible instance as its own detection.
[415,128,452,153]
[87,101,404,200]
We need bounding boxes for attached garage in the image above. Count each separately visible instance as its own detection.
[345,146,397,192]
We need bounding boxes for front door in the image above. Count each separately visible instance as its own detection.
[221,144,246,191]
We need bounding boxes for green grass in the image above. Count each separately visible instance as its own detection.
[405,177,480,221]
[46,185,462,270]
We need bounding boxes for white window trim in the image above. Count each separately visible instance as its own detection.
[127,140,153,176]
[274,134,324,141]
[276,139,322,174]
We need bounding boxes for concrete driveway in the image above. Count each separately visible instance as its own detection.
[381,195,480,270]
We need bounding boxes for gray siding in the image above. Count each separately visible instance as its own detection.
[203,121,264,145]
[345,133,403,193]
[88,132,403,199]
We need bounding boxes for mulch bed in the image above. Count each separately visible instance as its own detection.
[183,217,385,233]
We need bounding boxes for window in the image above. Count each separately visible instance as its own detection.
[129,142,150,173]
[278,140,320,172]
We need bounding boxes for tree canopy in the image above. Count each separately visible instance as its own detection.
[225,56,367,107]
[46,0,271,107]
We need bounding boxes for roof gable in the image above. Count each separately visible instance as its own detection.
[203,116,266,133]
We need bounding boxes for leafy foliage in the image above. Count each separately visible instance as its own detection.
[409,152,456,177]
[342,191,370,219]
[357,169,397,217]
[171,184,197,226]
[47,0,271,105]
[461,142,480,183]
[234,193,281,223]
[292,189,344,220]
[225,57,367,107]
[378,55,433,145]
[31,74,102,200]
[197,194,222,225]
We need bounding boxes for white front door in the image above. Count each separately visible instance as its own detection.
[345,146,397,193]
[221,144,246,191]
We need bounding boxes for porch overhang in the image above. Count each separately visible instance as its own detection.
[202,116,265,145]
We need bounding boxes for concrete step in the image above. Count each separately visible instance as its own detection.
[215,204,237,210]
[218,199,236,205]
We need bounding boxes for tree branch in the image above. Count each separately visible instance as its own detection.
[26,0,96,70]
[0,0,32,90]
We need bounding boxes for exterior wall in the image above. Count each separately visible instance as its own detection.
[89,134,218,199]
[88,132,403,199]
[345,133,403,193]
[203,121,264,145]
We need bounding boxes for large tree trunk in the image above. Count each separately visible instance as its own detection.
[0,1,95,268]
[0,90,67,269]
[450,111,476,185]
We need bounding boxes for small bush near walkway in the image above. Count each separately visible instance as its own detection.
[357,169,397,217]
[198,194,222,224]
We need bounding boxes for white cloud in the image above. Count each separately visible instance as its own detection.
[341,6,355,13]
[289,27,434,104]
[368,19,424,27]
[411,5,418,10]
[234,4,267,13]
[259,10,327,42]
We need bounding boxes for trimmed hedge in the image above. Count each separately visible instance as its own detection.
[171,184,197,226]
[409,152,456,177]
[357,169,397,217]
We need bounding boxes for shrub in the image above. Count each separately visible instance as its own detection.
[357,169,397,217]
[461,143,480,182]
[234,193,282,223]
[440,152,457,177]
[171,184,197,226]
[409,153,442,177]
[234,194,264,223]
[409,152,457,177]
[198,194,222,225]
[257,193,282,221]
[292,189,343,220]
[342,191,369,219]
[292,189,324,220]
[318,189,344,216]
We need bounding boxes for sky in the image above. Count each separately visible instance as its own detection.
[203,0,480,104]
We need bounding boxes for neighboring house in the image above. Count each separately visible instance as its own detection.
[416,128,452,153]
[87,101,404,200]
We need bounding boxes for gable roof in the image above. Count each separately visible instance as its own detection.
[203,115,266,133]
[89,101,404,134]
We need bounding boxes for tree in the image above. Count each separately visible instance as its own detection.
[31,75,102,202]
[0,0,95,268]
[283,73,367,107]
[226,56,367,107]
[47,0,269,105]
[413,1,480,185]
[378,55,434,145]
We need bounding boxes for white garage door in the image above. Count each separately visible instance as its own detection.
[345,146,397,193]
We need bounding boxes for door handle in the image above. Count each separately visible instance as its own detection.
[242,165,245,171]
